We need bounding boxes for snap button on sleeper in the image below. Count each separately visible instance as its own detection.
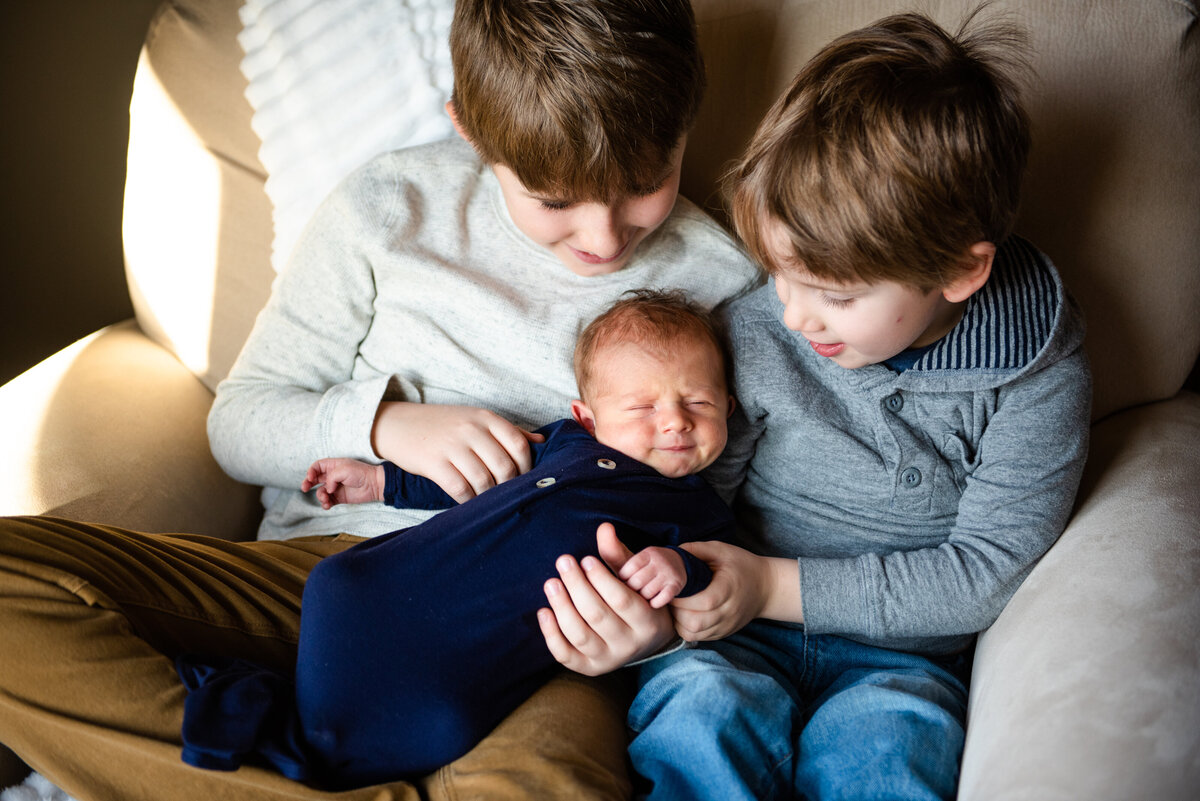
[597,458,617,470]
[900,467,922,488]
[536,477,556,488]
[885,392,904,413]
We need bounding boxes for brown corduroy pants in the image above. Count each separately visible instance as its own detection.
[0,516,631,801]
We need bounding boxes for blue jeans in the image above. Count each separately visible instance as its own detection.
[628,621,971,801]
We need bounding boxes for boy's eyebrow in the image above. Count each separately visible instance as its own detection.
[781,271,868,293]
[526,187,575,203]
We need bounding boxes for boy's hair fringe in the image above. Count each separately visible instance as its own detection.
[574,289,729,400]
[449,0,705,201]
[728,5,1032,290]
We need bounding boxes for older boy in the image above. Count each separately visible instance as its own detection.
[615,12,1092,801]
[179,290,737,786]
[0,2,758,800]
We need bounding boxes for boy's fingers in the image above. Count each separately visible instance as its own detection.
[551,557,611,642]
[596,522,634,572]
[575,555,660,637]
[678,540,722,562]
[521,428,547,445]
[537,604,580,669]
[491,422,537,474]
[673,605,729,642]
[450,448,501,499]
[543,571,610,661]
[472,434,525,485]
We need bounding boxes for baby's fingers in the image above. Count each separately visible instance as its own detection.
[314,485,335,510]
[301,463,324,493]
[617,550,653,583]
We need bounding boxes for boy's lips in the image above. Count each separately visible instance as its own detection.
[569,241,630,265]
[808,339,845,358]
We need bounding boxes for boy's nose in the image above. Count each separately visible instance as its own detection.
[783,299,822,333]
[578,205,626,257]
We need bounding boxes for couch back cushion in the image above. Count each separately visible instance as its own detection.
[124,0,1199,420]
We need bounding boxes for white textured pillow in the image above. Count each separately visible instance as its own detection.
[238,0,456,272]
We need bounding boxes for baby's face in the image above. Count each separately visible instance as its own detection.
[572,338,732,478]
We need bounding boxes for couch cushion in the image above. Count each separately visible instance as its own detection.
[123,0,273,392]
[239,0,456,273]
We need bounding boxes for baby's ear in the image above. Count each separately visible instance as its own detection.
[943,241,995,303]
[570,400,598,435]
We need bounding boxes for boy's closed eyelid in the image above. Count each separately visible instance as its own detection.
[820,293,856,308]
[632,178,668,197]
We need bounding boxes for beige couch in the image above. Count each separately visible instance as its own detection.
[2,0,1198,797]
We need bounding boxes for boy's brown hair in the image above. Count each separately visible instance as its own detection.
[449,0,704,201]
[729,9,1032,291]
[574,289,728,401]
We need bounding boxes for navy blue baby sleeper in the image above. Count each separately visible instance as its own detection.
[177,419,733,787]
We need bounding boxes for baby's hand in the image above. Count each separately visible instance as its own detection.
[302,458,385,509]
[618,546,688,609]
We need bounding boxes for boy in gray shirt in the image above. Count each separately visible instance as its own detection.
[620,12,1092,801]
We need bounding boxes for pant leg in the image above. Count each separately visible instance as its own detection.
[0,515,633,801]
[627,623,806,801]
[795,636,970,801]
[420,671,633,801]
[0,515,410,801]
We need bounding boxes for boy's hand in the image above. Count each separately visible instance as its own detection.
[537,523,677,676]
[371,401,544,503]
[302,458,385,509]
[670,541,802,642]
[618,546,687,609]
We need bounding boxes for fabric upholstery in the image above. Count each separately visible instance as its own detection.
[2,0,1197,797]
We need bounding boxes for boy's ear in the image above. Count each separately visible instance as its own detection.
[726,395,737,418]
[444,100,472,144]
[942,241,996,304]
[570,399,598,435]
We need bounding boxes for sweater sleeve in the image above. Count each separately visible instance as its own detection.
[208,161,410,489]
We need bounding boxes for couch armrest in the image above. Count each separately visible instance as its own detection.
[0,320,261,540]
[959,392,1200,800]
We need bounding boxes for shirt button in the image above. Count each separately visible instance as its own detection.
[536,477,556,488]
[900,467,922,488]
[885,392,904,413]
[597,459,617,470]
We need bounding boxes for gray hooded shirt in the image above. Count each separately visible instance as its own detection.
[707,236,1092,656]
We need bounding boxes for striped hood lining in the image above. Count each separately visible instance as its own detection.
[915,236,1062,374]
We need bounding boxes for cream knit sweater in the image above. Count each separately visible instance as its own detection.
[209,138,761,540]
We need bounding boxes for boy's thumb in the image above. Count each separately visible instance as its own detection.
[596,522,634,570]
